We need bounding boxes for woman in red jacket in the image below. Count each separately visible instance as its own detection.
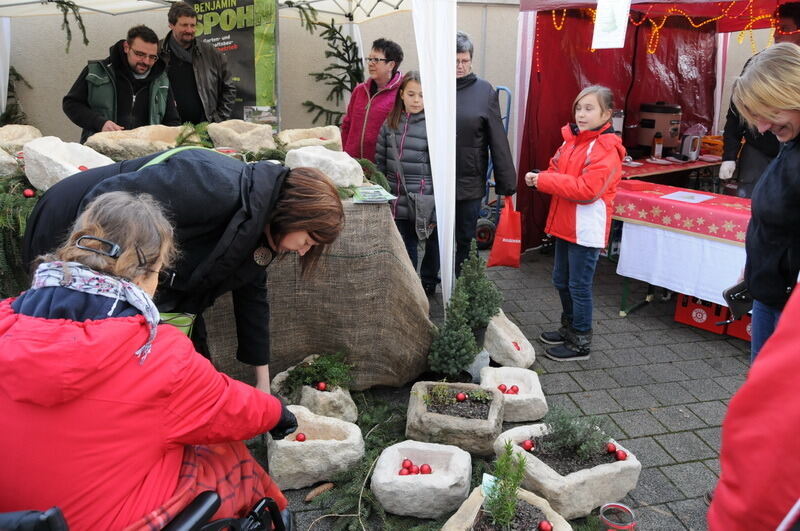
[526,85,625,361]
[0,191,297,530]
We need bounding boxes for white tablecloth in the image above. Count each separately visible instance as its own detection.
[616,223,745,306]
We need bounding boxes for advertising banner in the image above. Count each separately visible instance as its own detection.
[190,0,277,124]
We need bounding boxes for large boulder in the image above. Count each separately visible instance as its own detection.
[206,201,434,390]
[284,145,363,187]
[371,440,472,519]
[267,405,364,490]
[484,310,536,368]
[207,119,276,152]
[277,126,341,152]
[0,149,19,177]
[23,137,113,191]
[85,125,193,160]
[0,124,42,154]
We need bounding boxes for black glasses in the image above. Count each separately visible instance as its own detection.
[131,49,159,62]
[365,57,390,64]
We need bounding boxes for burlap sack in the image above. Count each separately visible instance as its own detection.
[205,201,434,389]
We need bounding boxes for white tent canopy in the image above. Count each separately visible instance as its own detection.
[0,0,170,17]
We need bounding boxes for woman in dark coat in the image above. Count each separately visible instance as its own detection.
[729,42,800,362]
[22,147,344,390]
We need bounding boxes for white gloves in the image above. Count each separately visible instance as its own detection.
[719,160,736,180]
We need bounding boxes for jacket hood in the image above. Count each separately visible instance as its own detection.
[0,298,150,407]
[456,72,478,90]
[106,39,167,79]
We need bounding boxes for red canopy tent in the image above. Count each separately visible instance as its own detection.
[515,0,785,250]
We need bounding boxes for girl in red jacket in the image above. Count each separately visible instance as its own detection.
[526,85,625,361]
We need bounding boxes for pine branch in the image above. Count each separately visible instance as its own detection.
[51,0,89,53]
[302,101,344,126]
[281,1,318,33]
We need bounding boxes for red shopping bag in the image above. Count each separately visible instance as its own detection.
[487,196,521,268]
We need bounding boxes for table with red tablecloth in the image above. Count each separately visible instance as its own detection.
[612,180,751,307]
[622,159,721,180]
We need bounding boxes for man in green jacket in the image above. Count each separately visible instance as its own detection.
[63,25,181,143]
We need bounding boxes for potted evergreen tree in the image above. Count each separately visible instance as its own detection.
[457,240,503,346]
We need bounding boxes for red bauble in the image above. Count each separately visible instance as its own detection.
[295,433,306,442]
[410,465,420,474]
[521,439,534,452]
[606,442,617,454]
[615,450,628,461]
[498,384,507,393]
[456,392,467,402]
[509,385,520,394]
[317,381,327,391]
[398,468,410,476]
[420,464,432,474]
[23,188,35,198]
[77,165,89,171]
[538,521,553,531]
[402,459,413,469]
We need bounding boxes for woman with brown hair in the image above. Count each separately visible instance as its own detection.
[22,148,345,391]
[1,191,298,529]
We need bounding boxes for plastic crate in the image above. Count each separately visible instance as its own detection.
[674,294,728,335]
[726,313,752,342]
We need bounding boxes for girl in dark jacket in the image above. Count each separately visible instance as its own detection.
[376,71,439,295]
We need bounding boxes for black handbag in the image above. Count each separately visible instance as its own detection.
[717,280,753,325]
[389,133,436,240]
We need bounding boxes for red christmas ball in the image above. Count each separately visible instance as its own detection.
[509,385,520,394]
[606,442,617,454]
[420,464,432,474]
[402,459,413,469]
[295,433,306,442]
[538,521,553,531]
[410,465,420,474]
[615,450,628,461]
[498,384,507,393]
[398,468,410,476]
[521,439,534,452]
[23,188,35,198]
[77,165,89,171]
[317,381,327,391]
[456,392,467,402]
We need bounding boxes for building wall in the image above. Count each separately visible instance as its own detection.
[9,4,519,142]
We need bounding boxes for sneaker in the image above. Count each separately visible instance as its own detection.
[539,330,566,345]
[545,343,590,361]
[422,282,437,297]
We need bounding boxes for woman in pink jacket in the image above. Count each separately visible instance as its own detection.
[525,85,625,362]
[340,38,403,162]
[0,192,297,530]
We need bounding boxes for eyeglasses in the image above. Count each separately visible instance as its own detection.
[366,57,390,64]
[456,59,472,66]
[131,49,159,62]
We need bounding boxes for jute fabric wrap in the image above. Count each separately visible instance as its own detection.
[205,200,434,389]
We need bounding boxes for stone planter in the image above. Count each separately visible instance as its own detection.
[267,405,364,490]
[480,366,548,422]
[371,440,472,519]
[271,357,358,422]
[493,425,641,520]
[441,486,572,531]
[484,310,536,368]
[406,381,504,456]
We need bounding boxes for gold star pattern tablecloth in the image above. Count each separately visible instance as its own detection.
[612,180,751,246]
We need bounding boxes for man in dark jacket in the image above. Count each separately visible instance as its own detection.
[22,149,288,391]
[455,31,517,275]
[718,2,800,198]
[159,2,236,123]
[63,25,181,143]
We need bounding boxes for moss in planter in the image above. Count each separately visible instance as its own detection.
[283,352,353,397]
[457,239,502,330]
[421,384,492,420]
[483,440,527,529]
[428,284,479,378]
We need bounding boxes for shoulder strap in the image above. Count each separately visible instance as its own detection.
[139,146,219,170]
[388,133,411,197]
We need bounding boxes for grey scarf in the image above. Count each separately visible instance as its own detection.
[168,33,194,64]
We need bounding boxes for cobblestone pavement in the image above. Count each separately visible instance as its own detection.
[485,249,750,531]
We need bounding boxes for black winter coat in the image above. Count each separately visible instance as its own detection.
[456,73,516,201]
[22,149,287,365]
[745,138,800,308]
[376,111,433,220]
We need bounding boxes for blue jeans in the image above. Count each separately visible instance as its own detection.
[552,238,601,333]
[455,198,483,277]
[395,219,440,287]
[750,299,782,363]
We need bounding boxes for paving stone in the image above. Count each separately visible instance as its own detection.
[589,335,614,351]
[705,356,750,376]
[492,279,526,290]
[668,498,710,530]
[671,359,722,379]
[701,339,743,357]
[668,341,710,361]
[604,332,647,349]
[704,458,721,476]
[616,437,676,467]
[632,504,686,531]
[545,393,581,415]
[571,390,622,415]
[501,300,521,313]
[687,401,729,427]
[632,316,673,331]
[605,348,646,367]
[571,369,619,391]
[680,379,732,401]
[514,311,553,325]
[645,382,697,406]
[611,410,668,437]
[535,357,574,373]
[605,365,657,387]
[629,468,685,505]
[635,329,677,346]
[608,385,661,410]
[643,362,691,383]
[638,344,682,363]
[651,406,707,431]
[714,375,746,394]
[661,462,719,497]
[695,427,722,452]
[588,414,626,440]
[654,432,717,461]
[599,318,642,333]
[577,350,616,370]
[539,372,582,394]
